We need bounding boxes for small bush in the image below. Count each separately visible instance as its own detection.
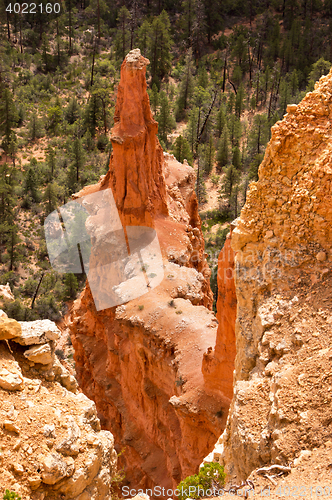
[177,462,226,500]
[138,305,144,310]
[3,491,21,500]
[55,348,65,360]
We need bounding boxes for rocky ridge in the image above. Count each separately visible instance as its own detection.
[0,311,117,499]
[206,70,332,488]
[68,49,230,491]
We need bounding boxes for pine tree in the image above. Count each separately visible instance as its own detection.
[248,114,269,156]
[227,114,242,147]
[173,135,193,165]
[28,113,43,141]
[175,48,194,121]
[70,137,85,183]
[215,105,226,138]
[220,164,240,207]
[216,127,230,170]
[156,92,175,145]
[46,147,56,181]
[116,6,131,61]
[201,135,215,175]
[149,84,159,115]
[0,163,20,266]
[65,98,80,124]
[186,106,199,153]
[232,146,241,170]
[235,83,245,117]
[44,182,59,215]
[7,224,21,272]
[63,273,78,299]
[0,87,18,165]
[147,11,172,88]
[24,166,41,203]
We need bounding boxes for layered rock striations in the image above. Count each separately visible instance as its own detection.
[69,49,229,491]
[209,70,332,484]
[0,312,117,500]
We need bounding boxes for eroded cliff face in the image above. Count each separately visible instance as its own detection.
[210,70,332,484]
[0,312,117,500]
[69,49,228,491]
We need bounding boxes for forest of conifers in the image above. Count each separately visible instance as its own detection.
[0,0,331,320]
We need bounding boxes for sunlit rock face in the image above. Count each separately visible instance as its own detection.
[209,70,332,484]
[69,49,229,491]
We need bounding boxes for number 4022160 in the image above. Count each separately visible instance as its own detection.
[6,3,61,13]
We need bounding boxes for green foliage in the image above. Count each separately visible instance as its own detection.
[173,135,193,165]
[146,11,173,88]
[28,113,44,141]
[309,58,331,84]
[201,135,215,175]
[216,127,230,170]
[177,462,226,500]
[156,92,175,145]
[65,98,80,124]
[220,164,240,207]
[175,48,194,121]
[63,273,79,300]
[3,489,21,500]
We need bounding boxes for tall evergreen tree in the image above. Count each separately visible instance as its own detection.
[156,92,175,145]
[201,135,215,175]
[173,135,193,165]
[175,48,194,121]
[220,164,240,207]
[147,11,172,88]
[216,127,230,170]
[0,87,18,166]
[116,6,132,61]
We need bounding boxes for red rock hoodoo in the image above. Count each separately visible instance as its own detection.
[69,49,233,492]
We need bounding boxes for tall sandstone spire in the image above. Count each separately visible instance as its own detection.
[69,49,231,491]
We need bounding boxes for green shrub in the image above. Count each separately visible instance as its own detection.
[177,462,226,500]
[3,490,21,500]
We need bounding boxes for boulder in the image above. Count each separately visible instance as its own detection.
[0,318,22,341]
[14,319,60,345]
[23,343,53,365]
[0,367,24,391]
[41,452,74,484]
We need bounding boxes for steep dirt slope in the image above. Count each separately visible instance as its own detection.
[0,312,117,500]
[69,49,230,491]
[207,71,332,485]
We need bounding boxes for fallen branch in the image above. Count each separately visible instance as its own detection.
[256,464,291,475]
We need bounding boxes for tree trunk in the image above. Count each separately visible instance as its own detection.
[7,11,11,40]
[31,273,45,309]
[97,0,101,39]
